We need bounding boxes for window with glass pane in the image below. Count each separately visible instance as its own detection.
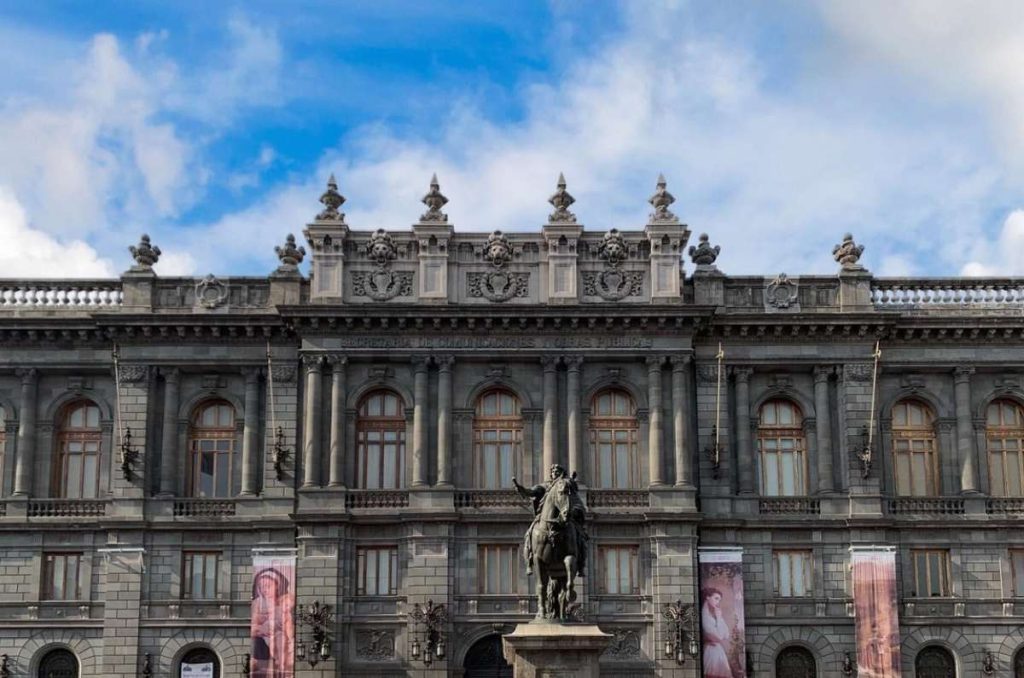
[187,401,235,498]
[478,545,520,594]
[892,400,938,496]
[182,552,219,599]
[1011,550,1024,598]
[599,546,639,595]
[589,389,638,489]
[42,553,83,600]
[757,400,806,496]
[911,549,951,597]
[988,400,1024,497]
[474,390,522,488]
[773,550,812,597]
[57,401,102,499]
[357,546,398,595]
[356,391,406,489]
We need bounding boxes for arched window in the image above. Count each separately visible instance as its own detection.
[473,389,521,488]
[892,399,938,496]
[187,401,236,498]
[38,648,79,678]
[987,399,1024,497]
[463,634,512,678]
[915,646,956,678]
[757,399,806,496]
[589,389,638,489]
[1014,646,1024,678]
[356,390,405,489]
[56,401,102,499]
[776,646,816,678]
[180,647,220,678]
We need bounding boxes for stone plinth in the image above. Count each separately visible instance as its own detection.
[502,623,612,678]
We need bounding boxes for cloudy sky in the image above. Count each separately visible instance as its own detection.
[1,1,1022,278]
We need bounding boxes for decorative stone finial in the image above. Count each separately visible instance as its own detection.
[648,173,678,223]
[316,174,346,222]
[548,173,577,223]
[274,234,306,274]
[483,230,513,268]
[598,229,628,268]
[365,229,398,268]
[420,173,449,222]
[688,233,720,267]
[129,234,161,270]
[833,233,865,271]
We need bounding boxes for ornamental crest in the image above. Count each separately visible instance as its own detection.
[195,274,229,309]
[354,629,395,661]
[483,230,513,268]
[602,629,642,659]
[365,229,398,267]
[598,229,628,267]
[467,271,529,302]
[584,229,643,300]
[351,270,414,301]
[765,273,799,310]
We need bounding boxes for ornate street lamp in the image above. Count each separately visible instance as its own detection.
[241,653,251,676]
[0,654,10,678]
[296,600,333,668]
[271,426,290,481]
[841,651,855,676]
[662,600,699,665]
[409,600,448,665]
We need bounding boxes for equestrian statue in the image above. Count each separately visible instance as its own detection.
[512,464,590,622]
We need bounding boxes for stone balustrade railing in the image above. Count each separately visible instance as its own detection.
[887,497,965,516]
[587,489,650,508]
[758,496,821,515]
[986,497,1024,515]
[173,499,236,517]
[28,499,107,517]
[455,489,526,509]
[0,281,122,308]
[344,490,409,509]
[872,279,1024,308]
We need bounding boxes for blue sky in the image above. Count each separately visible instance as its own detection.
[0,1,1021,277]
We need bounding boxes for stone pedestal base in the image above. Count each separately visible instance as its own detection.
[502,623,612,678]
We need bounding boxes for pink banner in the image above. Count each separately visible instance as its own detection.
[852,549,901,678]
[251,556,296,678]
[699,549,746,678]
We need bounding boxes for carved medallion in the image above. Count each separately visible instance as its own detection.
[195,274,229,309]
[355,629,395,661]
[603,628,642,659]
[582,270,644,301]
[765,273,798,310]
[352,271,414,301]
[467,271,529,302]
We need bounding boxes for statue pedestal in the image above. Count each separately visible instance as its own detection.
[502,622,612,678]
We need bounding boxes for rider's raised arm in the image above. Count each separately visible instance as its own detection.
[512,477,544,498]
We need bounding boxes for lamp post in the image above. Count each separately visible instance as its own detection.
[241,653,251,676]
[410,600,448,666]
[662,600,699,665]
[296,600,333,668]
[271,426,290,481]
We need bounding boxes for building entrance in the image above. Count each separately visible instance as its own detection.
[463,634,512,678]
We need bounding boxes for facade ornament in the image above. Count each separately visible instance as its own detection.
[129,234,161,270]
[365,229,398,267]
[118,365,149,383]
[274,234,306,274]
[765,273,799,310]
[648,173,678,223]
[420,173,449,223]
[352,229,408,301]
[688,233,720,267]
[547,173,577,223]
[583,228,643,301]
[833,233,865,271]
[354,629,395,661]
[597,229,628,268]
[468,229,528,301]
[195,274,230,309]
[270,364,297,384]
[483,230,514,268]
[602,629,642,659]
[315,174,346,222]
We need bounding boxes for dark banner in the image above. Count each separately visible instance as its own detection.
[251,555,296,678]
[699,548,746,678]
[851,548,901,678]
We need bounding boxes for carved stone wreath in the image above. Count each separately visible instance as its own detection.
[352,270,414,301]
[195,274,229,309]
[467,271,529,302]
[582,270,644,301]
[354,629,395,661]
[602,628,642,659]
[765,273,799,310]
[118,365,149,383]
[843,363,873,382]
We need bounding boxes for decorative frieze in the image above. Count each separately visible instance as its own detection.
[354,629,396,661]
[602,628,642,659]
[467,271,530,302]
[351,271,414,301]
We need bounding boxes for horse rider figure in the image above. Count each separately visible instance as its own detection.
[512,464,589,578]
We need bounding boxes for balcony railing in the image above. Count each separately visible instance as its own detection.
[986,497,1024,515]
[0,281,122,307]
[872,279,1024,308]
[344,490,409,509]
[455,490,525,509]
[587,489,650,508]
[173,499,236,517]
[887,497,965,516]
[758,496,821,515]
[28,499,106,517]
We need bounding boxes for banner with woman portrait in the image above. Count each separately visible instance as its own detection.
[698,548,746,678]
[251,555,296,678]
[851,547,901,678]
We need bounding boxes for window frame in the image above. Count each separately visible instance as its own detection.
[597,545,640,595]
[186,400,237,498]
[1011,549,1024,598]
[477,544,521,595]
[910,549,952,597]
[891,399,939,497]
[355,391,406,490]
[773,550,813,598]
[473,389,523,489]
[356,545,398,596]
[756,399,808,496]
[588,389,639,489]
[42,552,84,601]
[987,399,1024,497]
[182,551,220,600]
[55,401,103,499]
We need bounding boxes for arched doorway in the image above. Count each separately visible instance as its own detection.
[180,647,220,678]
[776,646,816,678]
[464,634,512,678]
[38,649,78,678]
[915,646,955,678]
[1015,647,1024,678]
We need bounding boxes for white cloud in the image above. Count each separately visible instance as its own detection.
[961,210,1024,276]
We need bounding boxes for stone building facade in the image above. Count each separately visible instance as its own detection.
[1,175,1023,678]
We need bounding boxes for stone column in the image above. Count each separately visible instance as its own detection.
[302,356,323,488]
[13,368,38,497]
[566,356,583,479]
[672,356,691,487]
[240,368,261,496]
[157,368,180,497]
[954,367,979,494]
[647,357,665,487]
[436,356,454,487]
[734,368,755,495]
[411,357,430,487]
[813,366,835,494]
[327,356,347,487]
[542,357,560,471]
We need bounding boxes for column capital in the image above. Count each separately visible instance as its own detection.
[564,355,584,371]
[436,355,455,371]
[670,354,692,371]
[645,355,666,371]
[813,365,835,383]
[242,366,262,383]
[954,366,976,382]
[540,356,561,371]
[732,366,753,383]
[15,367,38,383]
[326,354,348,370]
[301,354,324,370]
[161,367,181,383]
[412,356,431,373]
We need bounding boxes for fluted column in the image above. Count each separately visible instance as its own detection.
[328,356,347,487]
[647,357,665,487]
[813,366,834,494]
[13,368,39,497]
[240,368,261,496]
[954,367,979,494]
[412,357,430,487]
[672,356,691,487]
[158,368,180,497]
[302,355,323,488]
[734,367,755,495]
[541,357,560,471]
[436,356,454,487]
[566,356,583,479]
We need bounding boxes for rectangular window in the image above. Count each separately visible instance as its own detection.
[773,550,812,597]
[42,553,83,601]
[357,546,398,596]
[1012,551,1024,597]
[182,552,219,600]
[188,437,233,498]
[591,428,637,489]
[599,546,639,595]
[893,438,938,496]
[911,549,951,597]
[474,428,520,489]
[478,545,521,594]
